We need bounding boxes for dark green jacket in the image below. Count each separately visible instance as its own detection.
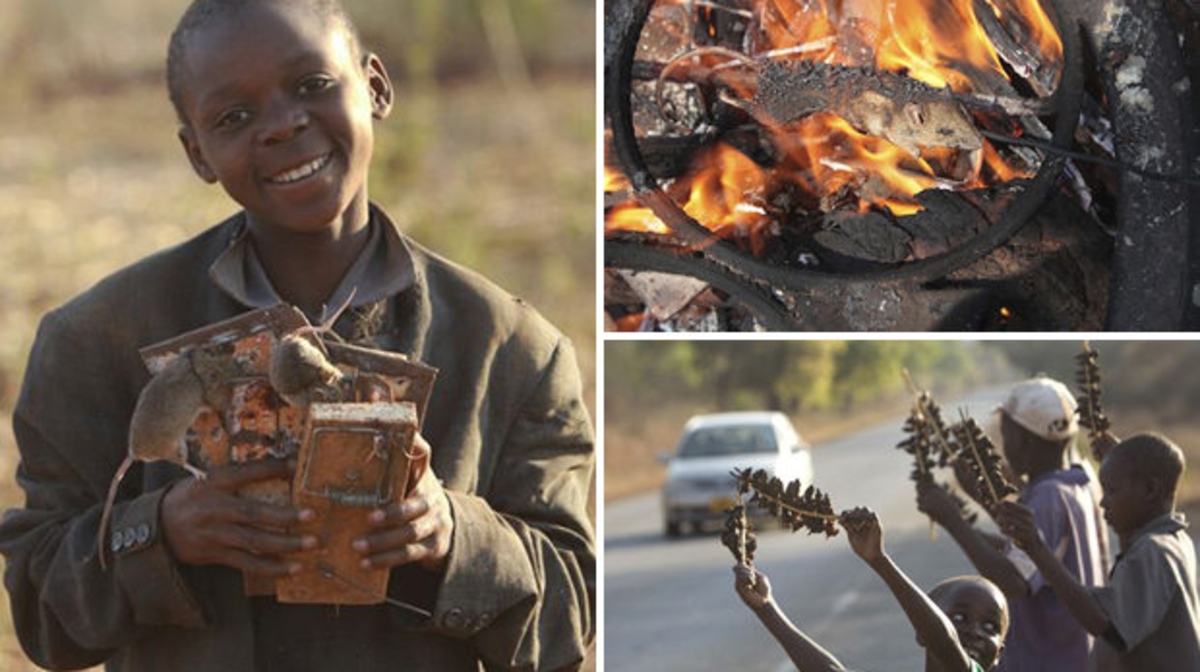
[0,210,595,671]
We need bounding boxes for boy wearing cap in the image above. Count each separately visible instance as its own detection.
[918,377,1108,672]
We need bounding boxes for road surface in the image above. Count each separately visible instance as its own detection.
[604,385,1012,672]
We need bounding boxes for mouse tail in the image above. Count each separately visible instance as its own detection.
[97,455,134,571]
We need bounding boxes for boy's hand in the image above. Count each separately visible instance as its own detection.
[840,507,883,562]
[161,458,315,576]
[951,458,988,508]
[353,433,453,572]
[915,481,962,525]
[993,500,1041,551]
[1092,430,1120,463]
[733,564,772,611]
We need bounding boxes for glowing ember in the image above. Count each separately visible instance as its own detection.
[608,201,671,234]
[613,313,647,331]
[605,165,632,193]
[605,0,1063,245]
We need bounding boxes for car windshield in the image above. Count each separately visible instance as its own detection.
[677,424,777,458]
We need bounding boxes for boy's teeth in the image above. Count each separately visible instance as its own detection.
[269,154,329,184]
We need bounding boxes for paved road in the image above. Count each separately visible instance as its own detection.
[604,385,1012,672]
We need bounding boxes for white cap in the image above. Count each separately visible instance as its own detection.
[1000,377,1078,441]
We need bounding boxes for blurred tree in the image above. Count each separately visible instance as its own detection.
[607,341,989,424]
[832,341,907,407]
[774,341,846,413]
[988,342,1076,382]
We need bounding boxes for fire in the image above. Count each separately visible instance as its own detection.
[782,113,939,217]
[679,144,775,252]
[613,312,647,331]
[753,0,1060,91]
[604,165,631,193]
[607,201,670,234]
[606,0,1063,247]
[605,143,778,254]
[983,0,1063,68]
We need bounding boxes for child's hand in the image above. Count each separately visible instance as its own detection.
[733,564,772,611]
[161,458,315,575]
[353,433,454,572]
[840,507,883,562]
[1092,430,1121,463]
[915,481,962,525]
[993,500,1040,551]
[951,458,988,508]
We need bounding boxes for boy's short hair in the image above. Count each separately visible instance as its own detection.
[166,0,363,123]
[929,575,1010,630]
[1106,433,1186,497]
[998,377,1078,442]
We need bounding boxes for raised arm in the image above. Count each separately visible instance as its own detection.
[917,482,1029,597]
[842,508,974,672]
[994,501,1111,635]
[733,565,848,672]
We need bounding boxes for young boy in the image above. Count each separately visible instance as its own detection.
[917,377,1107,672]
[0,2,594,671]
[995,433,1200,671]
[734,507,1009,672]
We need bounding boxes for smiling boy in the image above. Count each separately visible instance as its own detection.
[0,1,594,671]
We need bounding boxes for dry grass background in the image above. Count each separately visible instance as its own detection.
[0,0,595,669]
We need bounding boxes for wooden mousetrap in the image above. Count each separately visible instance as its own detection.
[276,401,418,604]
[138,304,437,603]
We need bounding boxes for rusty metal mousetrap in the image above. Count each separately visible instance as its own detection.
[137,304,438,604]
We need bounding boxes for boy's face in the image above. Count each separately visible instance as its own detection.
[175,1,390,234]
[1099,455,1158,538]
[934,582,1007,670]
[999,414,1031,476]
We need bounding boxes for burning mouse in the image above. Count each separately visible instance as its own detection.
[752,60,984,159]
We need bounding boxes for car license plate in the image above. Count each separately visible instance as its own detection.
[709,496,736,512]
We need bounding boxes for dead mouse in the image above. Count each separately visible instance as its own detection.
[268,290,357,407]
[269,333,345,406]
[98,351,211,569]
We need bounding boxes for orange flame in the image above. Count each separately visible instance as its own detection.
[751,0,1060,91]
[613,313,647,331]
[607,201,671,234]
[606,144,778,255]
[983,0,1063,68]
[604,165,631,193]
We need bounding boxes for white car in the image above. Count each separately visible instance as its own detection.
[660,411,813,537]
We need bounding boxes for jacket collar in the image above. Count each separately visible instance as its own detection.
[207,204,415,323]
